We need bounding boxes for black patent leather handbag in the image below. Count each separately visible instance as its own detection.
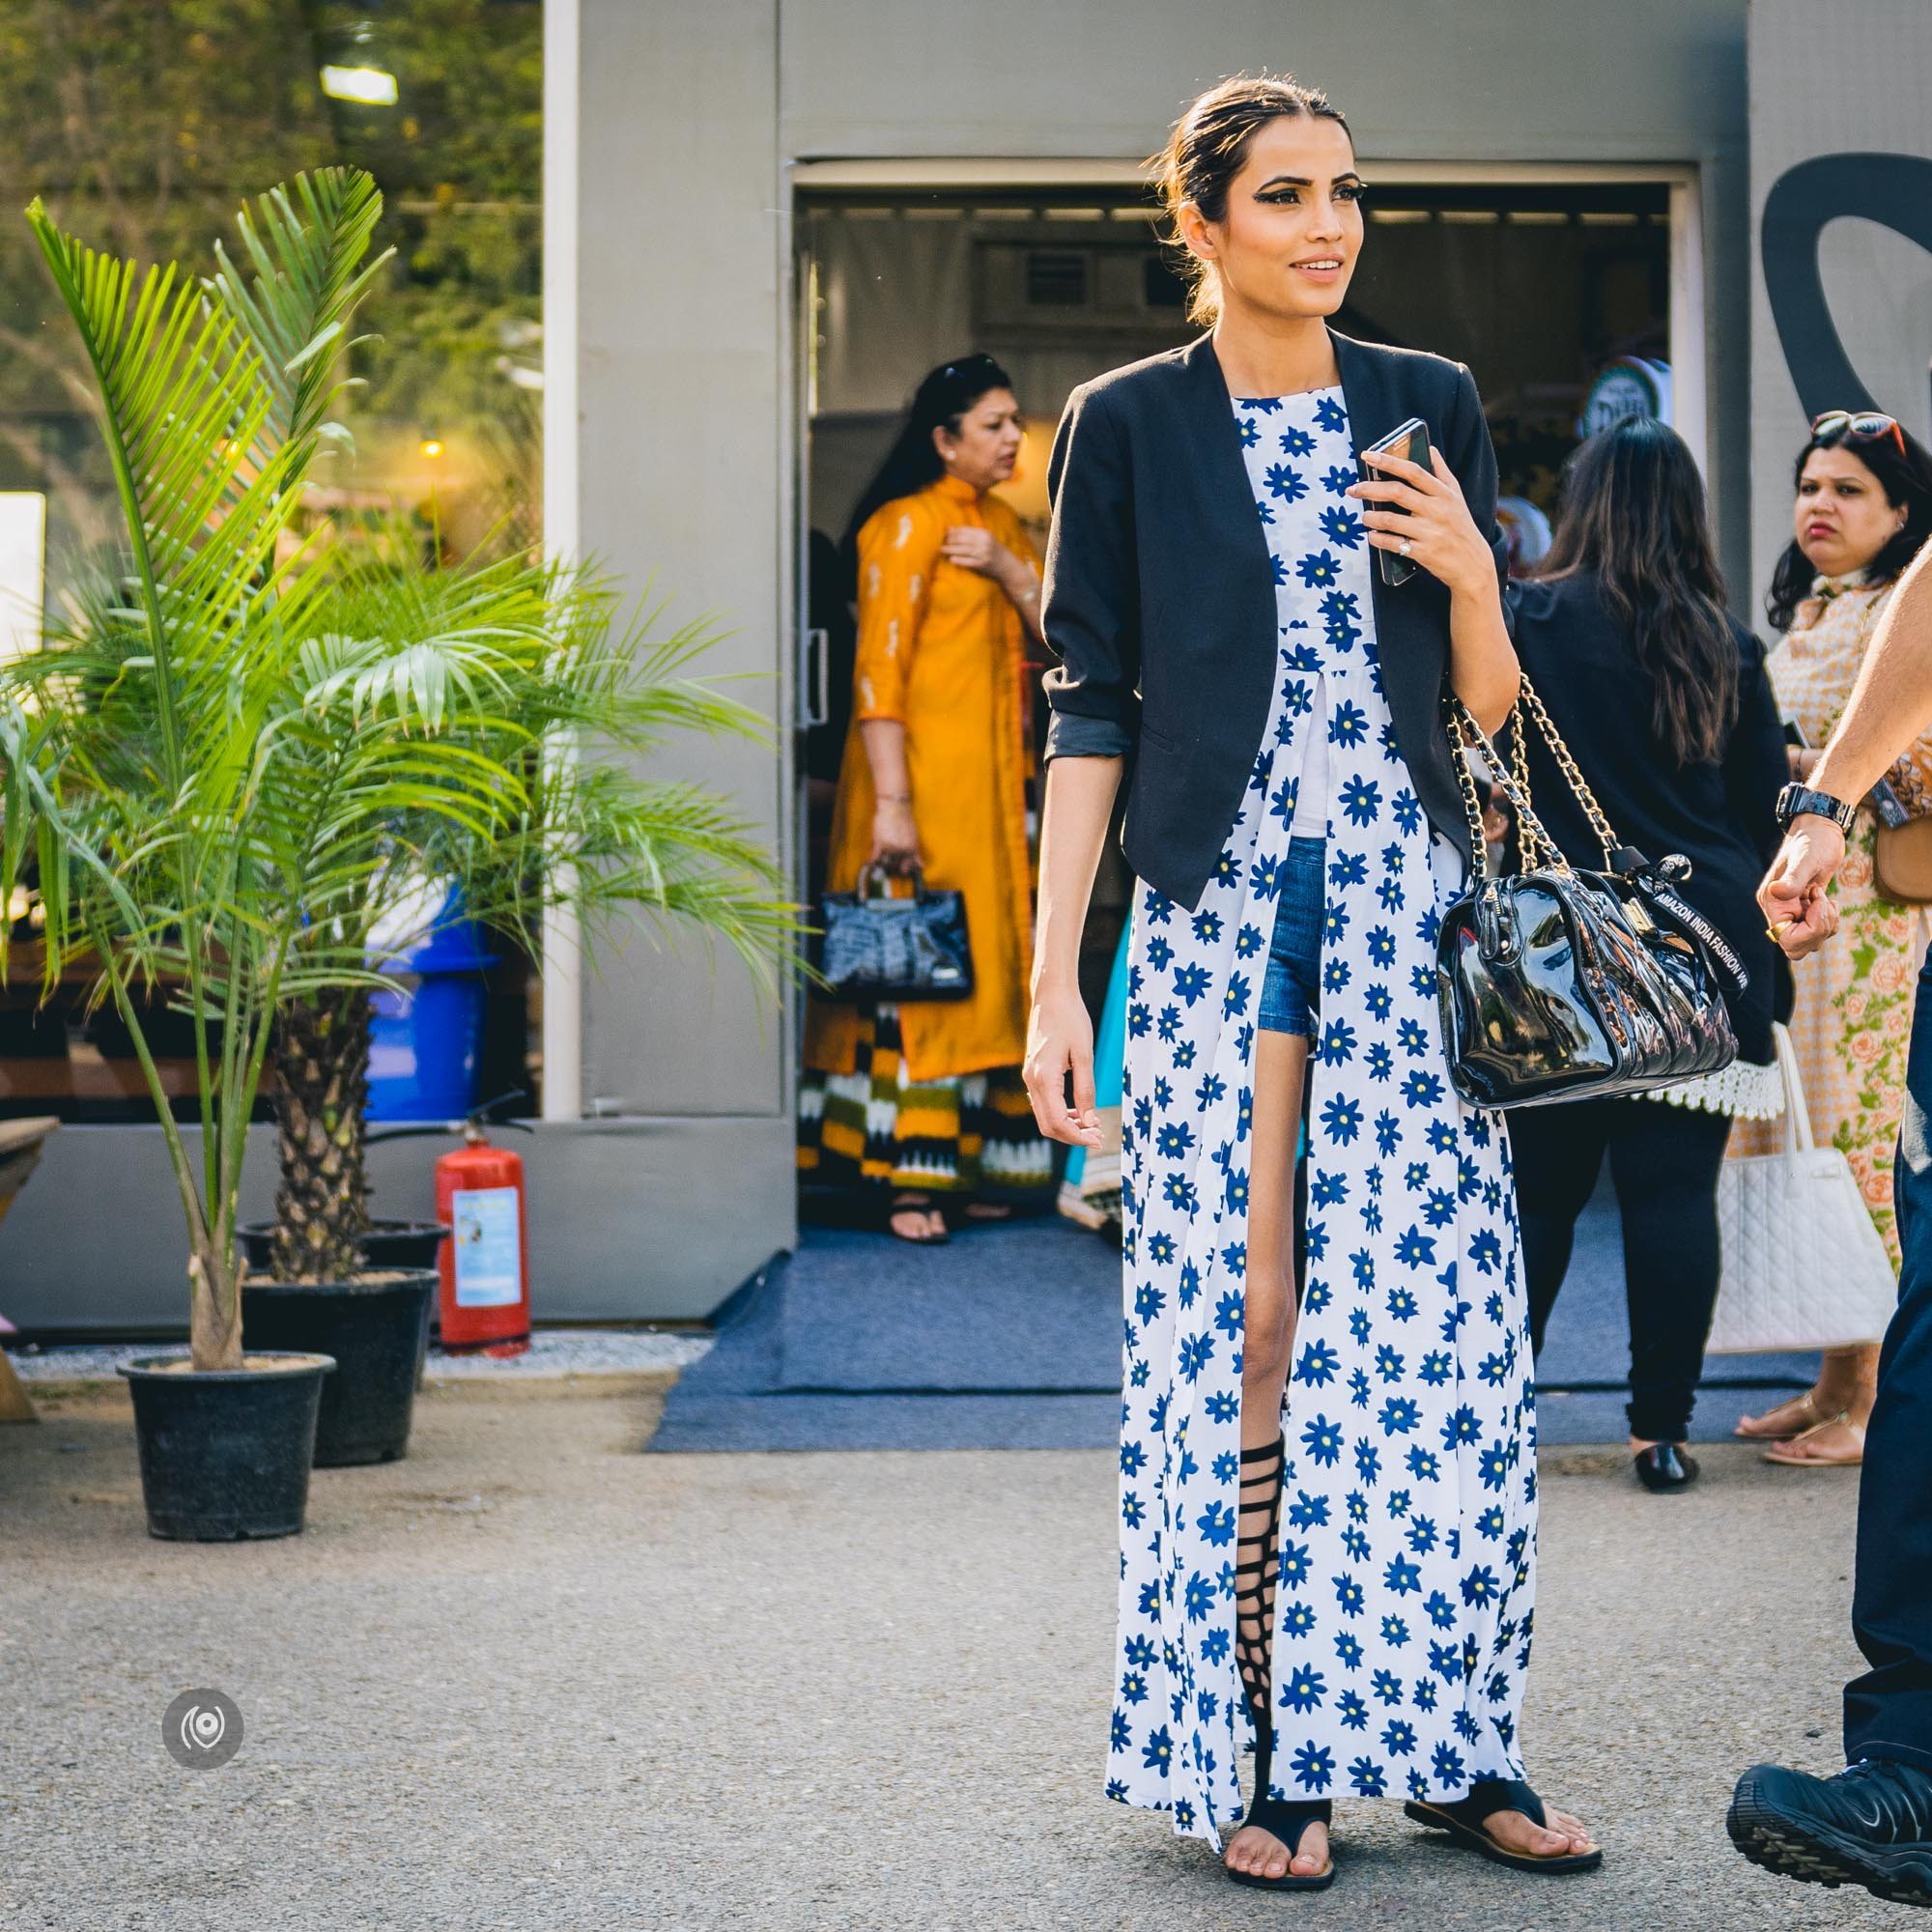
[814,863,974,1004]
[1436,679,1743,1110]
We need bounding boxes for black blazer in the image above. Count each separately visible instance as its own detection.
[1039,328,1513,910]
[1507,572,1791,1063]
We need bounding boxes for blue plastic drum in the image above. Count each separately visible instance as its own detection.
[366,895,497,1122]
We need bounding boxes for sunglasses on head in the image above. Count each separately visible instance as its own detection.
[1810,409,1907,457]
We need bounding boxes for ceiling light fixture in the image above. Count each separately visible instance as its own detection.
[320,64,398,106]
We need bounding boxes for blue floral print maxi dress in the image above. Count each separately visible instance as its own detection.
[1107,386,1536,1844]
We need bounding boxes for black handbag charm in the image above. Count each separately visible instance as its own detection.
[814,862,974,1004]
[1435,678,1741,1110]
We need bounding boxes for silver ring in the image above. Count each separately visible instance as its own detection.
[1398,537,1413,558]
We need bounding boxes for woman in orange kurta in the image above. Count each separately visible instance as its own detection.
[800,355,1054,1242]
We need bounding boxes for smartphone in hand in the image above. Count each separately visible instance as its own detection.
[1357,417,1433,587]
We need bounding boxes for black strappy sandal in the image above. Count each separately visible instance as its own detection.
[1404,1776,1603,1875]
[1226,1435,1336,1892]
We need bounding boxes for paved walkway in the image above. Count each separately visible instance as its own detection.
[0,1384,1909,1930]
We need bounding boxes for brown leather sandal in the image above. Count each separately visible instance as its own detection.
[1762,1409,1866,1467]
[1734,1388,1826,1442]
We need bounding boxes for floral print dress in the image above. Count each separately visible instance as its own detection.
[1107,387,1537,1844]
[1760,572,1932,1268]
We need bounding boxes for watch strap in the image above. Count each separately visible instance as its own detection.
[1776,781,1857,834]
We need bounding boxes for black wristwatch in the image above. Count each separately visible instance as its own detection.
[1776,781,1858,835]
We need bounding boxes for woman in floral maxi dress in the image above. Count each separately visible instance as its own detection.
[1736,413,1932,1465]
[1024,77,1598,1893]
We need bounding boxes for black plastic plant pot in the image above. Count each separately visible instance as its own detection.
[118,1352,335,1541]
[357,1221,449,1270]
[238,1219,449,1272]
[240,1269,438,1467]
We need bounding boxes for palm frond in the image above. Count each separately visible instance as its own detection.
[207,169,393,455]
[25,200,284,787]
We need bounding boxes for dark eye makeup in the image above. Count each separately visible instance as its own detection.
[1255,178,1366,206]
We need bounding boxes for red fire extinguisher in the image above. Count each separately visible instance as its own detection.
[435,1119,531,1355]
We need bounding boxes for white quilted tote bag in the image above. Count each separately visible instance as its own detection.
[1707,1024,1899,1353]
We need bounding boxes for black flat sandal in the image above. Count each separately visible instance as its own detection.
[1404,1776,1602,1875]
[1224,1435,1336,1892]
[1228,1796,1334,1892]
[884,1193,950,1245]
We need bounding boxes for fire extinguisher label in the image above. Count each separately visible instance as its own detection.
[451,1186,522,1307]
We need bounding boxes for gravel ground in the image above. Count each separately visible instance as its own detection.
[0,1388,1911,1932]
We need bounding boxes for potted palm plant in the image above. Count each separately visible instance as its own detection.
[0,169,790,1535]
[238,536,788,1466]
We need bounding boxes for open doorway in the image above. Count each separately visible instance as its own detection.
[791,166,1687,1216]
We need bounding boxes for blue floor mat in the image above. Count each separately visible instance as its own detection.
[775,1221,1119,1392]
[648,1178,1816,1452]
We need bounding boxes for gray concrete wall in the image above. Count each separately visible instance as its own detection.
[577,0,791,1120]
[3,1118,785,1334]
[1747,0,1932,608]
[557,0,798,1306]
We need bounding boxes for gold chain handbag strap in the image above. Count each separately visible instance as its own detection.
[1445,671,1629,875]
[1515,673,1622,867]
[1445,698,1574,878]
[1446,704,1493,870]
[1507,722,1555,872]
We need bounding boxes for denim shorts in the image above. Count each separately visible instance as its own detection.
[1257,836,1327,1037]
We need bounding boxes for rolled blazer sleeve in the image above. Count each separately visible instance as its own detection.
[1040,383,1141,760]
[1444,361,1516,641]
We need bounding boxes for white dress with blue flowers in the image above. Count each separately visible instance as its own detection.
[1107,386,1536,1844]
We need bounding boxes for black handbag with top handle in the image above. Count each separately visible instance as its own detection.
[814,863,974,1004]
[1435,678,1741,1109]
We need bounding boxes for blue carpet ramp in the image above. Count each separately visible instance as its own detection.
[648,1178,1818,1452]
[645,1247,1120,1452]
[774,1221,1120,1393]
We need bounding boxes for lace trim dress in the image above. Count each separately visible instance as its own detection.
[1107,387,1536,1842]
[1641,1056,1787,1121]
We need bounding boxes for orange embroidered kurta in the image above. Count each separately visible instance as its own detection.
[804,474,1038,1085]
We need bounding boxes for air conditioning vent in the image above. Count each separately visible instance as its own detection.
[973,237,1185,349]
[1025,248,1090,307]
[1143,253,1187,310]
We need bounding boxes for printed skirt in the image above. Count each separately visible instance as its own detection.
[797,1004,1055,1201]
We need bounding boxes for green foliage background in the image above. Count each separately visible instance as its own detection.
[0,0,544,585]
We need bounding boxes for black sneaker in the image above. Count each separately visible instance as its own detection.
[1728,1757,1932,1906]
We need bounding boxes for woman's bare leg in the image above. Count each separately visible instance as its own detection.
[1240,1028,1307,1457]
[1224,1027,1328,1883]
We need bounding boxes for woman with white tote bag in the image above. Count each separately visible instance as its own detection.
[1708,1023,1901,1370]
